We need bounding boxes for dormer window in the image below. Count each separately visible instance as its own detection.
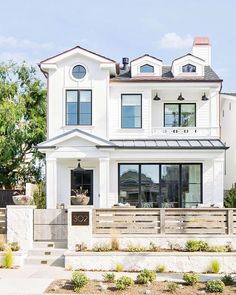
[182,64,196,73]
[140,64,154,73]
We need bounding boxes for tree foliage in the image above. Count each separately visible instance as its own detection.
[0,61,46,188]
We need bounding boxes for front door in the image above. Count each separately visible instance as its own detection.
[71,170,93,205]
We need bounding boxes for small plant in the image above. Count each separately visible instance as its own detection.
[127,243,147,252]
[92,243,111,252]
[208,246,227,252]
[149,242,160,252]
[221,274,235,286]
[9,242,20,252]
[210,260,220,273]
[0,242,6,251]
[226,241,233,252]
[116,276,134,290]
[156,264,166,273]
[136,269,157,284]
[116,263,123,272]
[185,240,209,252]
[2,249,13,269]
[72,271,89,292]
[167,282,178,293]
[75,242,87,252]
[182,273,200,285]
[206,280,225,293]
[111,238,119,251]
[103,272,115,282]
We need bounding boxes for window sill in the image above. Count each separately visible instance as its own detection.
[61,125,95,131]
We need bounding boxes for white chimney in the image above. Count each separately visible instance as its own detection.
[192,37,211,66]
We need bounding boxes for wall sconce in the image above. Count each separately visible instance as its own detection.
[73,160,85,173]
[177,92,184,101]
[202,93,209,101]
[153,93,161,101]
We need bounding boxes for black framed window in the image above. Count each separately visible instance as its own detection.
[71,170,93,205]
[182,64,196,73]
[121,94,142,128]
[164,103,196,127]
[66,90,92,125]
[118,163,202,208]
[140,64,154,73]
[72,65,86,79]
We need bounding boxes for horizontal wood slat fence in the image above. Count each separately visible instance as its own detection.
[93,208,235,235]
[34,209,68,241]
[0,209,6,235]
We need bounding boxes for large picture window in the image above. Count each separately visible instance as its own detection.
[164,103,196,127]
[118,163,202,208]
[121,94,142,128]
[66,90,92,125]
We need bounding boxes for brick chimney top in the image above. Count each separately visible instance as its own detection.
[193,37,210,46]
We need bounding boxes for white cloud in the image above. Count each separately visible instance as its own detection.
[160,33,193,49]
[0,35,53,50]
[0,51,37,65]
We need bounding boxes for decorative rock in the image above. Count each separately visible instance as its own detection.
[145,290,152,295]
[100,284,108,291]
[197,291,206,295]
[178,284,184,289]
[146,281,151,286]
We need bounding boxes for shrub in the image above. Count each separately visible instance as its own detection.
[210,260,220,273]
[9,242,20,252]
[71,271,89,292]
[111,238,119,251]
[221,274,235,286]
[75,243,87,252]
[136,269,157,284]
[2,249,13,268]
[116,263,123,272]
[103,273,115,282]
[127,243,146,252]
[224,188,236,208]
[206,280,225,293]
[33,182,46,209]
[149,242,160,252]
[156,264,166,273]
[208,246,227,252]
[182,273,200,285]
[0,242,6,251]
[167,282,178,293]
[185,240,209,252]
[116,276,134,290]
[92,243,111,252]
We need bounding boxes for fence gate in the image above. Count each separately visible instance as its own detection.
[34,209,68,241]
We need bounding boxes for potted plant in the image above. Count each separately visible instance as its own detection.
[12,192,31,205]
[71,187,90,205]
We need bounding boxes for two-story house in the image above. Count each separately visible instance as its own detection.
[38,37,227,209]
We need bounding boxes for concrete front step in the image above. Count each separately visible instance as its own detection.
[28,248,66,256]
[33,241,67,249]
[24,255,65,267]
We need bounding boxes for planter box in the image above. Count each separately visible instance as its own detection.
[0,251,27,267]
[65,251,236,273]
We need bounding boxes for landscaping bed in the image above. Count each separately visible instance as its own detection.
[46,280,236,294]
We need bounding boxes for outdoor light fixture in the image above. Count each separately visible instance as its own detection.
[73,160,85,173]
[202,93,209,101]
[177,92,184,101]
[153,93,161,101]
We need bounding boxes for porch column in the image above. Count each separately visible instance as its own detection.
[46,157,57,208]
[99,157,110,208]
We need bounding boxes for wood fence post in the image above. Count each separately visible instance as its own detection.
[160,208,165,234]
[227,209,234,235]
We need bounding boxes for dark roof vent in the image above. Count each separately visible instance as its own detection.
[121,57,129,70]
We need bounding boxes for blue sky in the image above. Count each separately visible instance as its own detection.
[0,0,235,91]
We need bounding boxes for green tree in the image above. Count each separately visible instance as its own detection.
[0,61,46,188]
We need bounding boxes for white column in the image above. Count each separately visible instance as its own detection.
[7,205,36,250]
[213,157,224,206]
[46,157,57,208]
[99,157,110,208]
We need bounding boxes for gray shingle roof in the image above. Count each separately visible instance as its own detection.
[113,66,221,82]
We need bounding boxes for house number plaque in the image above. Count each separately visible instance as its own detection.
[72,212,89,226]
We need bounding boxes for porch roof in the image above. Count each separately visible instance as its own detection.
[97,139,228,150]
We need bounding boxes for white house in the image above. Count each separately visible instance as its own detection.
[221,93,236,189]
[38,37,227,209]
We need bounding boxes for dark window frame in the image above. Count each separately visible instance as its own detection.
[164,103,196,127]
[140,64,154,73]
[118,163,203,208]
[182,64,196,73]
[66,89,92,126]
[72,65,86,79]
[121,93,142,129]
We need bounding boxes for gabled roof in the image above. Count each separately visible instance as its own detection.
[131,54,162,63]
[38,128,115,149]
[39,45,117,65]
[172,53,205,64]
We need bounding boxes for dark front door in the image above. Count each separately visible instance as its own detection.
[71,170,93,205]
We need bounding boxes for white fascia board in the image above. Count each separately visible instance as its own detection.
[40,63,57,72]
[100,63,117,75]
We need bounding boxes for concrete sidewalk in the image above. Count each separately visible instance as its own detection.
[0,265,227,295]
